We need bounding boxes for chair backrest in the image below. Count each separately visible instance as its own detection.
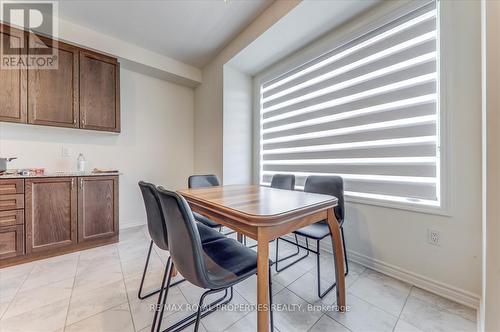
[270,174,295,190]
[156,186,210,289]
[304,176,344,223]
[188,174,220,188]
[138,181,169,250]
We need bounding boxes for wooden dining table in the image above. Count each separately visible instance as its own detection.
[178,185,346,332]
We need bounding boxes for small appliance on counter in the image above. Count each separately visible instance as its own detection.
[1,168,45,176]
[0,157,17,174]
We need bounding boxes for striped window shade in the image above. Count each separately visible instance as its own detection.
[259,1,440,206]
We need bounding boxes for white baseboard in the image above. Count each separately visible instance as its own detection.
[120,220,146,230]
[284,234,480,309]
[347,250,480,309]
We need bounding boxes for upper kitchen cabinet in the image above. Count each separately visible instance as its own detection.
[79,50,120,132]
[28,36,79,128]
[0,24,27,123]
[0,23,120,133]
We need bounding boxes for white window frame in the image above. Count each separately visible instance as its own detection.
[252,0,452,216]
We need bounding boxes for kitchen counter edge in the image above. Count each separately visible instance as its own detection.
[0,172,121,179]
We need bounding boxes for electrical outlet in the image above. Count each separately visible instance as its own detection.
[61,146,71,158]
[427,229,440,246]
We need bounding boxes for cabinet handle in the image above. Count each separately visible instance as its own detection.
[71,179,74,190]
[80,179,83,190]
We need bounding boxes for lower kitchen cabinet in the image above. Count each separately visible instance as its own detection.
[78,176,118,242]
[0,225,24,259]
[0,175,119,266]
[25,177,78,253]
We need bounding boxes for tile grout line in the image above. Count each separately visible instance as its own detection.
[344,266,413,319]
[65,302,129,330]
[306,313,329,332]
[62,252,82,331]
[63,247,131,329]
[221,310,252,332]
[0,263,35,321]
[117,243,138,332]
[392,285,413,332]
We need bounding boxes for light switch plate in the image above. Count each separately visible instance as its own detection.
[61,146,71,158]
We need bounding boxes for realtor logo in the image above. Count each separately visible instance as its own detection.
[0,0,59,69]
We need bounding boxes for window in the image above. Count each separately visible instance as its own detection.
[259,1,440,208]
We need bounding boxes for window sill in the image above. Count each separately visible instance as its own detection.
[345,195,451,217]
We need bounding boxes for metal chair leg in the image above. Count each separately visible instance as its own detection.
[316,232,350,298]
[139,241,185,300]
[138,240,155,300]
[158,287,233,332]
[193,288,234,332]
[275,235,310,273]
[269,267,274,331]
[316,240,336,298]
[151,257,173,332]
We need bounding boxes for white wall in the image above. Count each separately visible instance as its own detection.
[193,0,300,179]
[222,65,253,185]
[481,0,500,330]
[0,67,194,229]
[252,0,482,307]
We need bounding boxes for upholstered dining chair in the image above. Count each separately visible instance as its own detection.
[274,175,349,298]
[137,181,226,300]
[188,174,236,235]
[243,174,296,248]
[154,187,274,332]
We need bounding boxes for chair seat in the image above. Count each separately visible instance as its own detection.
[194,212,221,228]
[201,237,262,289]
[293,221,331,240]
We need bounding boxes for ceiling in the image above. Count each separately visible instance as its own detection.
[228,0,381,75]
[58,0,273,68]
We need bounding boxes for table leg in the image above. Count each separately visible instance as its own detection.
[326,208,346,311]
[172,265,178,277]
[237,232,243,243]
[257,229,270,332]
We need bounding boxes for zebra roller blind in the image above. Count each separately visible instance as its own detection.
[259,1,440,206]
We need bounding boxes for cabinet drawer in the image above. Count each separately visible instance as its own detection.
[0,225,24,259]
[0,210,24,227]
[0,179,24,195]
[0,194,24,211]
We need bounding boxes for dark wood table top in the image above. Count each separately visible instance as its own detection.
[178,185,337,226]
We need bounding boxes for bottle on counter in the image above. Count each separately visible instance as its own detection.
[77,153,86,172]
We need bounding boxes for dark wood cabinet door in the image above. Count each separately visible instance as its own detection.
[0,225,24,259]
[25,177,77,253]
[28,36,79,128]
[0,24,27,123]
[79,50,120,132]
[78,176,118,242]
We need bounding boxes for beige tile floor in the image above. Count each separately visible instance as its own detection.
[0,226,478,332]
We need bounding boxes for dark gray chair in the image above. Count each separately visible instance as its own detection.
[154,187,274,332]
[274,176,349,299]
[188,175,226,230]
[270,174,295,190]
[243,174,296,248]
[137,181,225,301]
